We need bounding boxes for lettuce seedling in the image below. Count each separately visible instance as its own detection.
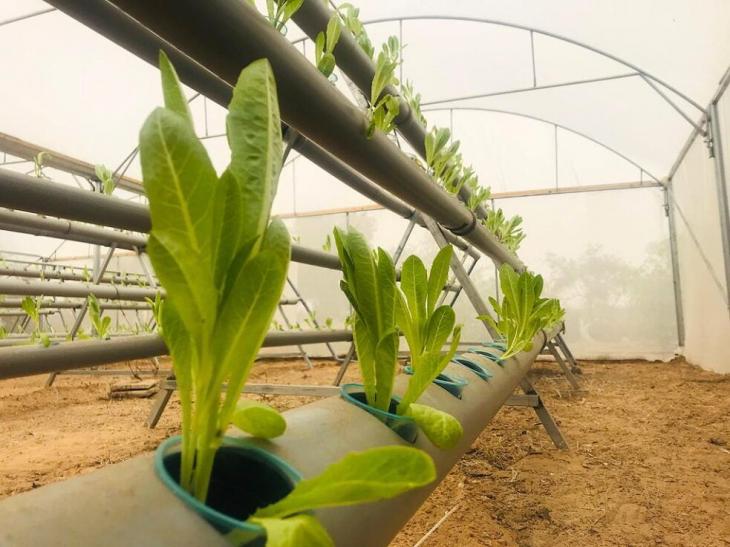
[334,228,463,449]
[366,37,401,138]
[337,3,374,59]
[261,0,304,32]
[144,291,164,333]
[140,52,290,501]
[94,164,116,195]
[21,296,50,346]
[314,15,341,78]
[87,294,111,340]
[395,247,464,449]
[483,209,526,253]
[480,264,565,360]
[401,80,427,127]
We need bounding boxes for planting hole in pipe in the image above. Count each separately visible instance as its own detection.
[340,383,419,443]
[468,348,504,365]
[452,357,493,381]
[403,365,468,399]
[155,436,300,544]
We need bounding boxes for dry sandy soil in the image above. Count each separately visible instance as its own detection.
[1,357,728,546]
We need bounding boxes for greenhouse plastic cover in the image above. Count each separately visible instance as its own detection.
[1,0,730,367]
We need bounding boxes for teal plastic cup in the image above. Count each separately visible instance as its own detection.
[340,383,419,443]
[155,435,301,546]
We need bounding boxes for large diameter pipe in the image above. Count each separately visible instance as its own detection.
[81,0,520,267]
[0,328,552,545]
[0,208,146,250]
[44,0,479,261]
[0,298,151,311]
[0,279,159,302]
[0,329,353,380]
[0,169,342,271]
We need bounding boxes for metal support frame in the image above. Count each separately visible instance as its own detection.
[664,186,686,346]
[45,244,118,386]
[709,102,730,311]
[545,339,581,391]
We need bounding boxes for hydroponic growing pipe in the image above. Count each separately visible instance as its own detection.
[289,0,490,221]
[0,298,151,311]
[0,329,352,380]
[0,326,557,545]
[0,168,341,271]
[0,279,159,302]
[0,208,145,251]
[46,0,522,269]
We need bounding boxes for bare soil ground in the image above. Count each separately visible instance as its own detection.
[1,358,728,546]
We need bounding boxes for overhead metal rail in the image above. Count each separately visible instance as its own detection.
[0,330,353,380]
[46,0,522,269]
[0,131,144,193]
[0,208,146,250]
[0,168,341,271]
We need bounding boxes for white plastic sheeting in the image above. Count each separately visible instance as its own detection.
[669,84,730,373]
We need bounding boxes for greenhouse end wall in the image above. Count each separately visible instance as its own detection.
[670,87,730,374]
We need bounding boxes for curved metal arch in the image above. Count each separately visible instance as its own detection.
[291,14,704,114]
[422,106,661,182]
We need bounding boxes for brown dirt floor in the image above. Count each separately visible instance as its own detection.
[0,358,728,546]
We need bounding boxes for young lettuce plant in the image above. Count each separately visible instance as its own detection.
[337,3,374,59]
[314,15,341,78]
[401,80,427,127]
[21,296,50,347]
[480,264,565,361]
[334,228,463,449]
[237,445,435,545]
[141,52,290,502]
[366,37,401,138]
[144,291,164,333]
[87,294,111,340]
[260,0,304,33]
[395,247,464,449]
[94,164,116,195]
[483,208,526,252]
[333,226,398,411]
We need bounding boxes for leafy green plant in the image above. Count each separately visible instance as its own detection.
[145,291,164,333]
[225,446,435,546]
[483,209,526,252]
[335,228,463,449]
[0,326,6,339]
[480,264,565,361]
[464,170,490,212]
[261,0,304,32]
[394,247,463,448]
[21,296,51,346]
[337,3,374,59]
[401,80,426,127]
[141,52,291,502]
[366,37,401,138]
[33,151,50,178]
[314,15,341,78]
[321,233,332,252]
[94,164,116,195]
[334,226,398,412]
[87,294,111,340]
